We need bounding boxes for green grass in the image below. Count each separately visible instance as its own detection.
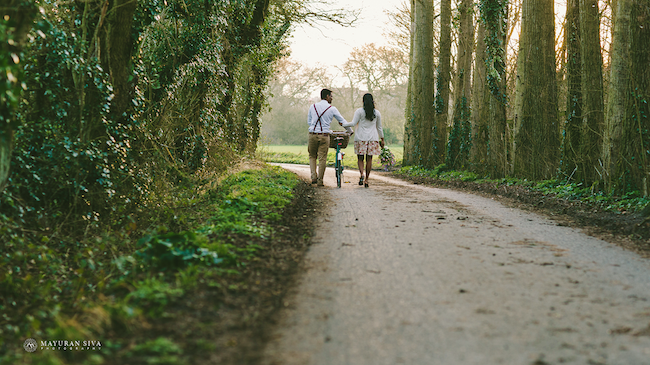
[0,166,303,365]
[258,144,404,171]
[397,165,650,214]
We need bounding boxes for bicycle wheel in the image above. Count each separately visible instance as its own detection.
[336,158,341,188]
[335,146,343,188]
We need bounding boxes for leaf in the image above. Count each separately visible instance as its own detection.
[158,240,173,248]
[138,235,153,246]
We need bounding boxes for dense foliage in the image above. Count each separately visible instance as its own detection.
[404,0,648,201]
[1,166,302,363]
[0,0,294,243]
[0,0,331,361]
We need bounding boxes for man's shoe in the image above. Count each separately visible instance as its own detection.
[311,179,317,184]
[317,180,324,187]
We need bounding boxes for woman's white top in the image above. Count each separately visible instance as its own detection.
[341,108,384,142]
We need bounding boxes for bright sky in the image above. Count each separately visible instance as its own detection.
[287,0,405,70]
[288,0,571,72]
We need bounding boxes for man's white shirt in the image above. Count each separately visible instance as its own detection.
[307,100,352,134]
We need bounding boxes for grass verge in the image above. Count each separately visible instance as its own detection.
[258,144,403,172]
[1,164,316,365]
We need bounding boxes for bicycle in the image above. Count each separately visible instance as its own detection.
[330,131,350,188]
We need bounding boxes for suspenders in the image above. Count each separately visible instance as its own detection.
[313,104,332,132]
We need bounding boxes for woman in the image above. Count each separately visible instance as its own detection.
[341,93,384,188]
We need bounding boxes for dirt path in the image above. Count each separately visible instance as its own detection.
[263,164,650,365]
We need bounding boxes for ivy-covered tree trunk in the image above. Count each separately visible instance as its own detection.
[562,0,582,181]
[579,0,604,187]
[223,0,271,152]
[446,0,473,170]
[404,0,435,166]
[484,0,508,178]
[603,0,650,195]
[433,0,452,167]
[73,0,106,143]
[471,21,489,174]
[0,0,36,193]
[403,0,417,165]
[106,0,138,127]
[513,0,559,180]
[487,81,508,178]
[236,58,265,153]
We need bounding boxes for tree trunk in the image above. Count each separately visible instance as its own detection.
[579,0,605,186]
[471,21,489,174]
[562,0,582,180]
[455,0,474,106]
[611,0,619,25]
[603,0,650,195]
[417,0,436,167]
[487,82,508,178]
[403,0,417,165]
[604,0,629,192]
[485,0,509,178]
[433,0,452,167]
[446,0,473,170]
[405,0,435,166]
[628,0,650,196]
[106,0,138,128]
[513,0,559,180]
[221,0,271,152]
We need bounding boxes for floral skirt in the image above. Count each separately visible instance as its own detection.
[354,141,382,156]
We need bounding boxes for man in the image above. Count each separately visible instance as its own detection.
[307,89,352,186]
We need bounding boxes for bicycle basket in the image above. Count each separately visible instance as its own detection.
[329,131,350,149]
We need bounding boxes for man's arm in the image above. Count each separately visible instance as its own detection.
[341,108,360,128]
[307,105,313,128]
[332,107,353,133]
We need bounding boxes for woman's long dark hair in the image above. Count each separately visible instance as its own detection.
[363,93,376,121]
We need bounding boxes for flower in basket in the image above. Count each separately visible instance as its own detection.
[379,147,396,171]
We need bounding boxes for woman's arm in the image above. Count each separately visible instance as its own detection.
[341,108,361,128]
[376,111,385,147]
[332,107,353,133]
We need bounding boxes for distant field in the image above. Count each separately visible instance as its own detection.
[258,144,403,171]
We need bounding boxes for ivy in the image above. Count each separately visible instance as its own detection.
[479,0,508,104]
[0,19,26,128]
[446,96,472,169]
[0,0,296,248]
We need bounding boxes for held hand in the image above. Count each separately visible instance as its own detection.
[380,140,385,148]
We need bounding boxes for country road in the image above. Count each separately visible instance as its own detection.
[263,164,650,365]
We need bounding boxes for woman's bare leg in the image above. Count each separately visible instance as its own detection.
[357,155,365,178]
[365,155,373,180]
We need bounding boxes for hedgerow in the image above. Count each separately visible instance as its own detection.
[1,166,300,364]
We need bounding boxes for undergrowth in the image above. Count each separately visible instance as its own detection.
[259,150,356,168]
[0,165,301,364]
[258,148,400,171]
[398,165,650,214]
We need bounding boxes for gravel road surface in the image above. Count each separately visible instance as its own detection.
[263,164,650,365]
